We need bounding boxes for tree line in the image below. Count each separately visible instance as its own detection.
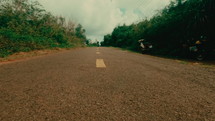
[101,0,214,59]
[0,0,86,57]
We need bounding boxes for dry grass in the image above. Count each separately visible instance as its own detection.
[0,48,70,63]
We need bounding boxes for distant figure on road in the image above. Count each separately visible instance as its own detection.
[97,41,100,47]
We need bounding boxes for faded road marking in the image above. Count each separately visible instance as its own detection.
[96,59,106,68]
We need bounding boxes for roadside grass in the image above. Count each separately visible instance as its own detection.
[0,46,86,64]
[115,47,215,67]
[0,38,86,63]
[0,48,66,63]
[0,34,86,62]
[87,45,98,47]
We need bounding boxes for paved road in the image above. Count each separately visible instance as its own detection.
[0,47,215,121]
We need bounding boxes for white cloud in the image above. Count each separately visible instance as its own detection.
[37,0,171,41]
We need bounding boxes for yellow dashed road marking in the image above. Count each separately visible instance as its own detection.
[96,59,106,68]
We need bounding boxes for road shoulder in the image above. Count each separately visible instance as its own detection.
[0,48,82,65]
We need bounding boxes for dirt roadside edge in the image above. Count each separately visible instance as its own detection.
[0,48,83,65]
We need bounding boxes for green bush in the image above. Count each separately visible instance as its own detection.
[0,0,86,57]
[102,0,215,58]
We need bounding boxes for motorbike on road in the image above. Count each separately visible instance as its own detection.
[138,39,153,54]
[186,36,214,61]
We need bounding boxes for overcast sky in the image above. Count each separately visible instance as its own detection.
[37,0,171,41]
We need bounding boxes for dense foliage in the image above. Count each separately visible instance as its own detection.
[0,0,86,57]
[102,0,215,58]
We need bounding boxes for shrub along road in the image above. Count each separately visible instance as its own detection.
[0,47,215,121]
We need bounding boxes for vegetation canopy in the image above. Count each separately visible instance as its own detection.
[101,0,215,59]
[0,0,87,57]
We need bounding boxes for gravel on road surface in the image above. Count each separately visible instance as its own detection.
[0,47,215,121]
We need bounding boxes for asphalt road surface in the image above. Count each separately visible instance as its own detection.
[0,47,215,121]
